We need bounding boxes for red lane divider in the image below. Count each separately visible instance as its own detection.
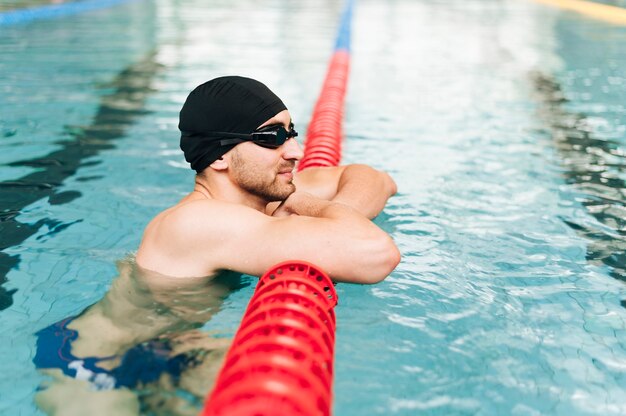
[298,50,351,170]
[203,4,352,413]
[202,262,338,416]
[201,49,350,415]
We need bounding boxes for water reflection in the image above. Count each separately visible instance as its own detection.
[531,72,626,304]
[34,258,246,415]
[0,52,162,311]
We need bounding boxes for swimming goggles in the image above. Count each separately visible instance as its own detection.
[215,123,298,149]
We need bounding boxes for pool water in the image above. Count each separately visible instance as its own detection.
[1,0,626,414]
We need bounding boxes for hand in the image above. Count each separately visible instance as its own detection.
[270,199,295,217]
[270,192,322,217]
[293,164,397,219]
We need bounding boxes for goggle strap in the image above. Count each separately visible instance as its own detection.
[209,131,249,139]
[219,138,246,146]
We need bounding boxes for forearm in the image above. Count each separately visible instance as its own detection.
[277,192,383,237]
[277,192,400,283]
[286,191,368,222]
[331,164,397,219]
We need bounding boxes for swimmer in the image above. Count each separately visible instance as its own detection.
[136,76,400,282]
[34,76,399,415]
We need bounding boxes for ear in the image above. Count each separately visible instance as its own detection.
[209,156,229,171]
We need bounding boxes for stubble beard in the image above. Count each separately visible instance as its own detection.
[231,151,296,202]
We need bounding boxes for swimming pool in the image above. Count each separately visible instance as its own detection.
[1,0,625,414]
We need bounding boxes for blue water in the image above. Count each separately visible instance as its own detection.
[1,0,626,415]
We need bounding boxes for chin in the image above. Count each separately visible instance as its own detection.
[272,184,296,201]
[255,183,294,203]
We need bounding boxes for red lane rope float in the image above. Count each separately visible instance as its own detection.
[202,262,337,416]
[298,50,350,170]
[203,0,353,413]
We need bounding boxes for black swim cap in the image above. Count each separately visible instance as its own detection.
[179,76,288,173]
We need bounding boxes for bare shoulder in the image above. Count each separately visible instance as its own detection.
[145,198,271,246]
[166,198,253,228]
[136,199,269,277]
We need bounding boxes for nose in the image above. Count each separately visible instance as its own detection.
[282,138,304,161]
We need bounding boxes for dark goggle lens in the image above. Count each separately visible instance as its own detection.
[252,124,298,148]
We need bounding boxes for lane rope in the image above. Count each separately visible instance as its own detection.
[202,1,354,415]
[298,0,354,170]
[0,0,141,26]
[202,262,338,416]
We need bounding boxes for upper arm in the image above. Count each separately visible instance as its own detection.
[185,201,398,283]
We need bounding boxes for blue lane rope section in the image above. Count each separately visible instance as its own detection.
[334,0,354,53]
[0,0,141,26]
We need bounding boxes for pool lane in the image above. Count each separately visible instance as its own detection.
[0,0,161,312]
[531,72,626,299]
[0,52,162,311]
[337,0,626,414]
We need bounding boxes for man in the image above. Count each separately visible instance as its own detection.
[136,76,400,283]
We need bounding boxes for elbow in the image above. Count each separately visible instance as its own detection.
[360,237,401,285]
[382,171,398,197]
[348,164,397,197]
[332,237,401,285]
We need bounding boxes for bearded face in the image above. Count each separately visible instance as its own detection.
[230,147,296,202]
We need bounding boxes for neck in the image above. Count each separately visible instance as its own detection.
[193,174,268,213]
[193,179,213,199]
